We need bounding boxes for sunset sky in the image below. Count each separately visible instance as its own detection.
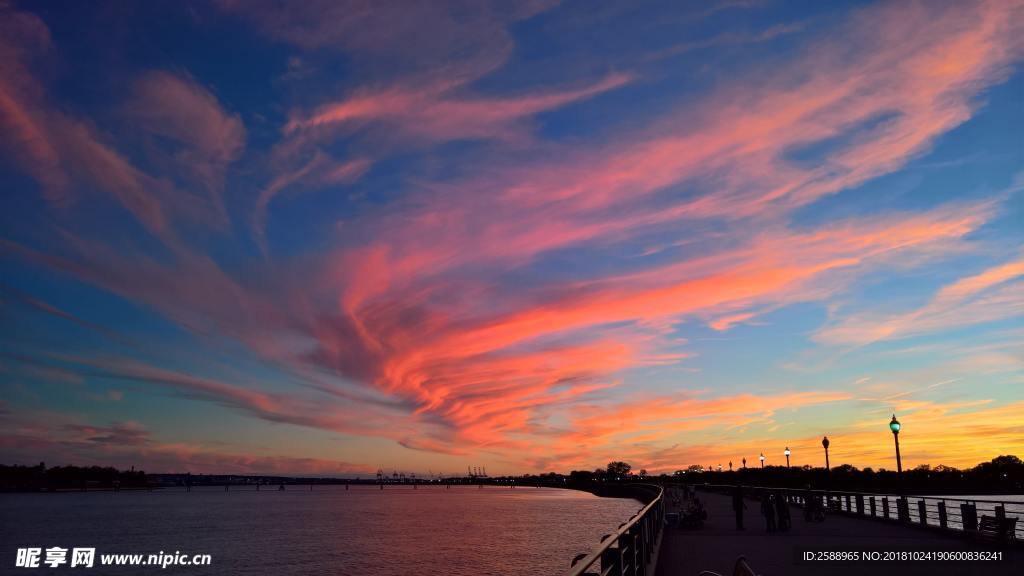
[1,0,1022,477]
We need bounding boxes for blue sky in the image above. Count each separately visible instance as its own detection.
[0,0,1022,476]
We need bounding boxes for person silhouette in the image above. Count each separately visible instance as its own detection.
[732,485,747,530]
[774,490,790,531]
[761,492,777,532]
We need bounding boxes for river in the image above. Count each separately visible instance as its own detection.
[0,485,640,575]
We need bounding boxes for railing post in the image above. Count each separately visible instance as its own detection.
[937,501,947,529]
[638,523,647,576]
[995,505,1005,521]
[856,494,864,515]
[640,518,649,573]
[918,500,927,526]
[601,545,622,576]
[648,513,656,562]
[621,533,633,576]
[882,497,889,519]
[845,494,852,513]
[633,527,643,576]
[898,497,910,523]
[961,503,978,531]
[870,496,876,517]
[619,531,634,576]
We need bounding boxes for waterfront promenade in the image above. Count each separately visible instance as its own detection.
[655,489,1021,576]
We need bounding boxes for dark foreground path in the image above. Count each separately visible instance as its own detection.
[655,489,1021,576]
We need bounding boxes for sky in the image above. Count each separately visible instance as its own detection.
[0,0,1022,477]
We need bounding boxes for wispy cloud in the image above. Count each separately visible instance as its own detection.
[816,256,1024,346]
[0,0,1021,472]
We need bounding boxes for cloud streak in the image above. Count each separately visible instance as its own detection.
[0,0,1021,473]
[817,256,1024,346]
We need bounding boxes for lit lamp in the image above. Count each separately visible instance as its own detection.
[784,447,791,468]
[759,453,765,468]
[890,414,902,476]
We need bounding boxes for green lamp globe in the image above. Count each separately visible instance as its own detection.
[889,414,901,434]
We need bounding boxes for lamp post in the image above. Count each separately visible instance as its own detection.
[890,414,902,476]
[784,447,791,468]
[759,453,765,468]
[822,436,830,471]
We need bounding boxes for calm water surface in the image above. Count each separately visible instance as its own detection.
[0,486,640,575]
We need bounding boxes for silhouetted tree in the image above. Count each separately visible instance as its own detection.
[564,455,1023,495]
[607,461,632,477]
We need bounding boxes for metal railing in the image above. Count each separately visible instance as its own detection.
[565,484,665,576]
[700,484,1022,540]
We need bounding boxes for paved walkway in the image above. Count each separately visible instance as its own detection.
[655,488,1020,576]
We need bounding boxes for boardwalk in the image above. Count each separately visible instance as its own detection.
[656,489,1021,576]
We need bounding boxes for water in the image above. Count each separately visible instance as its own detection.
[0,486,640,575]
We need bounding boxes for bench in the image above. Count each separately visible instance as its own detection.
[679,504,707,529]
[977,515,1017,544]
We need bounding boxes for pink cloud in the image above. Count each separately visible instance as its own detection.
[0,7,250,244]
[252,153,371,252]
[0,4,67,205]
[124,71,246,222]
[286,72,631,142]
[217,0,557,83]
[313,0,1020,317]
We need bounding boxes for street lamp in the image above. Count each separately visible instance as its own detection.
[759,453,765,468]
[822,436,830,472]
[784,447,791,468]
[890,414,902,476]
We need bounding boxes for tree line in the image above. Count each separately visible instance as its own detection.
[4,455,1022,494]
[1,463,148,491]
[565,455,1023,495]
